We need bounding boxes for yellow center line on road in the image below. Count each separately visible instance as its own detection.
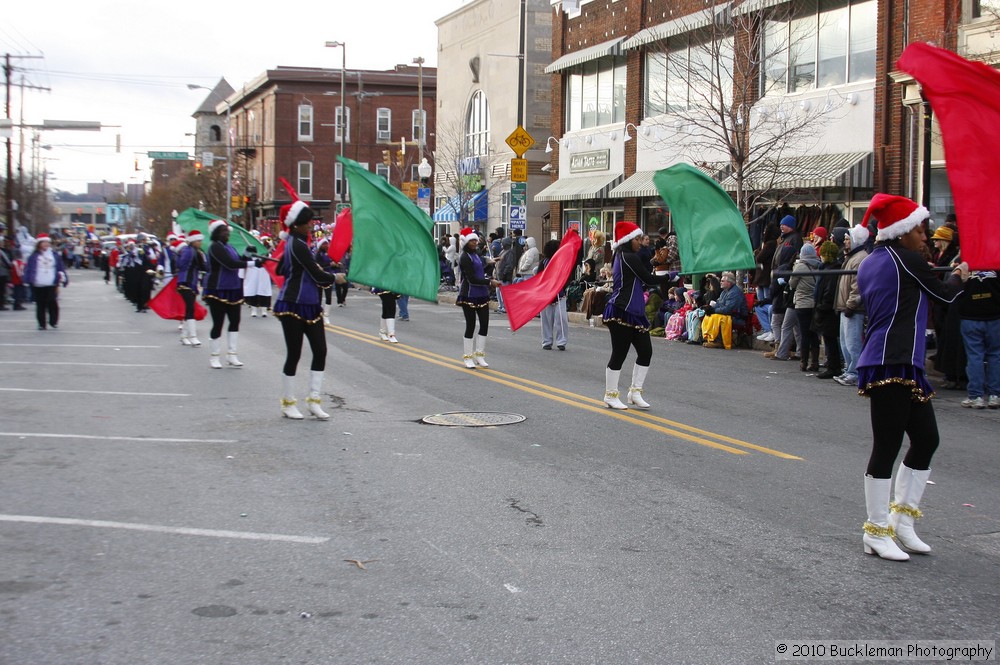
[325,323,801,459]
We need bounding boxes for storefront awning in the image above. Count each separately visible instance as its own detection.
[608,163,728,198]
[544,38,624,74]
[432,189,489,222]
[622,4,730,50]
[720,152,873,192]
[733,0,788,17]
[534,173,623,202]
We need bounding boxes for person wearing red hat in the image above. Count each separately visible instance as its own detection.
[273,199,337,419]
[456,227,500,368]
[24,234,68,330]
[176,230,206,346]
[204,219,255,368]
[855,193,970,562]
[601,221,677,409]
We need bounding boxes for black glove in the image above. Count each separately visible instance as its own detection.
[253,258,263,268]
[703,304,714,315]
[843,308,855,318]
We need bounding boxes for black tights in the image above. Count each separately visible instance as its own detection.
[335,282,349,304]
[866,383,940,478]
[279,316,327,375]
[462,305,489,338]
[380,293,397,319]
[209,300,241,339]
[607,322,652,371]
[179,289,196,320]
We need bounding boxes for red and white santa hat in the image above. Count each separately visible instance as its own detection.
[185,229,204,244]
[35,233,52,245]
[280,200,309,229]
[862,193,929,242]
[459,227,478,248]
[208,219,228,236]
[611,221,642,250]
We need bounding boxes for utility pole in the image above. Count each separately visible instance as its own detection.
[3,52,45,242]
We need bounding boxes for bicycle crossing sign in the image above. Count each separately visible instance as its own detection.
[505,126,535,158]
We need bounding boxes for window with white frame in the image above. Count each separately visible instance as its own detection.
[500,191,510,231]
[564,55,628,130]
[298,161,313,197]
[336,105,351,143]
[377,108,391,141]
[465,90,490,158]
[644,33,733,116]
[334,162,347,200]
[376,164,390,180]
[298,105,313,141]
[412,109,426,144]
[761,0,876,96]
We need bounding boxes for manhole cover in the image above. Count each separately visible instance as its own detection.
[421,411,526,427]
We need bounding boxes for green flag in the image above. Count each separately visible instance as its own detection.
[175,208,266,256]
[653,163,756,275]
[338,156,440,302]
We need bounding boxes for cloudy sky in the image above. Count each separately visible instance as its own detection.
[3,0,467,194]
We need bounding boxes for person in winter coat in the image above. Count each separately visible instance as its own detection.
[700,272,748,349]
[771,215,804,276]
[811,241,843,379]
[833,225,870,386]
[516,237,539,279]
[538,239,570,351]
[958,270,1000,409]
[764,245,801,361]
[788,243,822,371]
[23,234,68,330]
[243,245,274,319]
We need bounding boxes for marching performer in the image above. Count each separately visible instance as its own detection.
[601,221,677,409]
[315,238,336,324]
[176,230,206,346]
[373,287,401,343]
[243,246,273,318]
[856,194,969,561]
[203,220,254,368]
[273,200,337,419]
[455,227,500,368]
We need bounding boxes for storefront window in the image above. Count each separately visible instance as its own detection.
[564,55,628,130]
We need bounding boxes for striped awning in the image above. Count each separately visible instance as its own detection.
[622,3,730,50]
[432,189,489,222]
[733,0,788,17]
[534,173,623,202]
[720,152,873,192]
[609,163,730,198]
[544,38,624,74]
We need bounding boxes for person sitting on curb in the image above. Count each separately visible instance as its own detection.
[700,271,748,349]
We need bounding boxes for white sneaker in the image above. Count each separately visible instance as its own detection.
[756,331,769,340]
[961,396,987,409]
[989,395,1000,409]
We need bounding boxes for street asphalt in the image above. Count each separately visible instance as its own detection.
[1,269,997,664]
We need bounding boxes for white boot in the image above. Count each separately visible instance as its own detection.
[306,371,330,420]
[379,319,389,341]
[627,364,651,409]
[226,331,244,367]
[462,337,476,368]
[474,334,489,367]
[890,463,932,553]
[604,368,628,409]
[187,320,201,347]
[281,375,303,419]
[323,305,331,325]
[180,320,192,346]
[209,338,223,369]
[386,318,399,343]
[251,307,258,317]
[863,475,909,561]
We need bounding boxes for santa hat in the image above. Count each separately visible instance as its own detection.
[166,233,177,242]
[185,229,204,244]
[280,200,309,229]
[208,219,228,236]
[862,193,929,242]
[35,233,52,244]
[611,221,642,250]
[459,227,478,248]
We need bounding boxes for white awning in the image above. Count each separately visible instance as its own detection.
[534,173,623,202]
[733,0,788,17]
[720,152,873,191]
[609,163,730,198]
[544,38,624,74]
[622,4,730,50]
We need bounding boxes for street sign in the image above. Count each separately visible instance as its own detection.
[511,158,528,182]
[505,126,535,158]
[148,151,189,160]
[202,151,215,168]
[509,181,527,229]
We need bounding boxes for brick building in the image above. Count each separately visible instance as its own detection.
[204,65,435,228]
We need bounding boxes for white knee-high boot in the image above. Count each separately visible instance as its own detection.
[890,463,932,553]
[226,331,244,367]
[462,337,476,368]
[323,304,331,325]
[628,364,650,409]
[386,318,398,343]
[281,375,303,419]
[604,368,628,409]
[251,307,258,317]
[209,338,223,369]
[187,320,201,347]
[863,475,909,561]
[379,319,389,341]
[180,320,192,345]
[474,334,489,367]
[306,371,330,420]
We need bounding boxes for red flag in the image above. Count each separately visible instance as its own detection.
[264,239,286,289]
[328,207,353,263]
[148,277,207,321]
[897,43,1000,270]
[499,230,583,332]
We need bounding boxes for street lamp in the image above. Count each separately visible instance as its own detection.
[325,41,346,203]
[417,157,433,217]
[413,56,425,164]
[187,84,232,222]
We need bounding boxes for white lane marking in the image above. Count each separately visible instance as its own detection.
[0,432,237,444]
[0,343,159,348]
[0,388,189,397]
[504,584,523,593]
[0,330,143,334]
[0,514,329,544]
[0,361,167,367]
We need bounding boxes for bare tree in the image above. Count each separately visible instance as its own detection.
[432,116,508,230]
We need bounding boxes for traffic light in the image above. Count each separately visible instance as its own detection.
[382,150,391,167]
[194,160,202,175]
[395,149,404,168]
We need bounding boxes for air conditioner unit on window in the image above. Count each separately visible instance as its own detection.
[377,130,391,141]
